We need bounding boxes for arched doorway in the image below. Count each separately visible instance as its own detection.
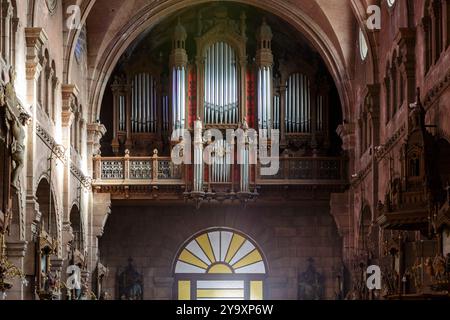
[174,228,267,300]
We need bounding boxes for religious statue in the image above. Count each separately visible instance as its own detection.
[1,66,31,191]
[9,111,30,191]
[117,258,143,300]
[298,258,324,300]
[433,254,446,281]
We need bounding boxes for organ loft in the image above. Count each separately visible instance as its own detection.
[0,0,450,301]
[100,7,340,198]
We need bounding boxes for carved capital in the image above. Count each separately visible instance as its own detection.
[87,122,107,156]
[61,84,80,105]
[6,240,28,258]
[337,123,356,151]
[61,110,74,127]
[25,27,48,50]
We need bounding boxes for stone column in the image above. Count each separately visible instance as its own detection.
[61,85,78,266]
[5,240,27,300]
[24,28,48,297]
[86,193,111,285]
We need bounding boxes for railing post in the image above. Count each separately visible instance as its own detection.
[124,149,130,180]
[153,149,159,181]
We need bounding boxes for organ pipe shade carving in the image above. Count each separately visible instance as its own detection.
[204,42,238,124]
[172,67,186,130]
[285,73,311,133]
[257,66,273,129]
[132,73,158,133]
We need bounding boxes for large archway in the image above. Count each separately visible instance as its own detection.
[75,0,365,124]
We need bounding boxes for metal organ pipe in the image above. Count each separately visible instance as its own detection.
[258,68,262,129]
[144,73,148,132]
[204,42,238,124]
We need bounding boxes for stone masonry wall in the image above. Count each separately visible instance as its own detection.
[99,202,342,300]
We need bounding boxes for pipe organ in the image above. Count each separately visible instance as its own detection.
[132,73,158,133]
[285,73,311,133]
[204,42,238,125]
[107,9,332,193]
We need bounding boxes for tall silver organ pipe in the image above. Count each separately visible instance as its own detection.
[172,66,186,130]
[285,73,311,133]
[240,141,249,192]
[209,140,231,183]
[204,41,238,124]
[119,95,126,131]
[273,95,280,130]
[194,120,204,192]
[132,73,158,133]
[257,66,273,129]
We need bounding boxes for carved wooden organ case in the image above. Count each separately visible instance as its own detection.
[107,8,334,196]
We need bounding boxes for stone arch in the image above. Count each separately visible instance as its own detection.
[69,0,365,126]
[35,176,59,240]
[358,204,373,252]
[69,203,84,251]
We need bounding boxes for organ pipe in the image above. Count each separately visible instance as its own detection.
[285,73,311,133]
[204,42,238,124]
[171,66,186,130]
[194,120,204,192]
[132,73,158,133]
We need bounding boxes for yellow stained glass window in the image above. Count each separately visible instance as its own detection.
[175,229,266,300]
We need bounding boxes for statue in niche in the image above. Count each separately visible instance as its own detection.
[298,258,324,300]
[117,258,143,300]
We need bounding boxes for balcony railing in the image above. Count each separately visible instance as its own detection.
[257,156,346,184]
[92,150,346,190]
[93,150,183,186]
